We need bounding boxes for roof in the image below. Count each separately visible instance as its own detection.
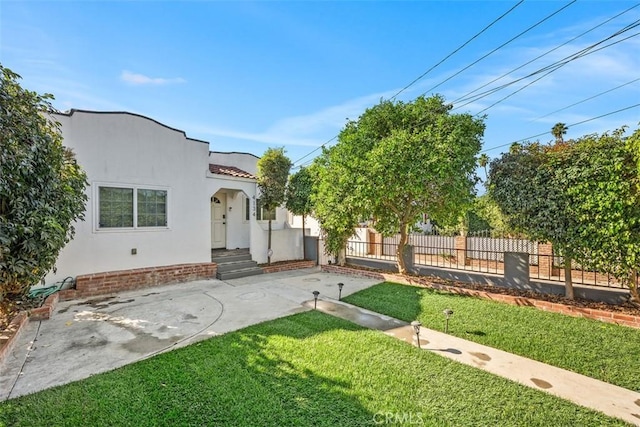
[209,164,257,180]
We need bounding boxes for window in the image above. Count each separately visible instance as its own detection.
[256,198,276,221]
[244,196,250,222]
[98,185,168,229]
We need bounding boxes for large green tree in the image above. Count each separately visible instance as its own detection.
[0,65,88,299]
[285,167,314,260]
[489,142,578,298]
[557,128,640,303]
[256,147,292,265]
[313,95,484,273]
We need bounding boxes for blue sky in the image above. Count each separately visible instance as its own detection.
[2,1,639,172]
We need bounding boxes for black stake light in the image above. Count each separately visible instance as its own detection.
[411,320,422,348]
[443,309,454,333]
[337,282,344,300]
[312,291,320,309]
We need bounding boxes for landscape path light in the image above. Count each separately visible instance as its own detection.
[337,282,344,300]
[443,309,454,333]
[312,291,320,309]
[411,320,422,349]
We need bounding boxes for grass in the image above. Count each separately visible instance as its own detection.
[342,282,640,392]
[0,311,629,426]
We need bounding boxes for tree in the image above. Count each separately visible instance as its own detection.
[285,167,314,260]
[488,142,578,298]
[0,65,88,299]
[478,153,490,182]
[256,147,292,265]
[556,128,640,303]
[313,95,485,273]
[551,122,568,143]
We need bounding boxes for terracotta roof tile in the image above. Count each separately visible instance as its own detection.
[209,164,256,180]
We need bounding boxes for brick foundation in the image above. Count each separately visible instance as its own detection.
[262,260,316,274]
[321,265,640,329]
[59,262,217,301]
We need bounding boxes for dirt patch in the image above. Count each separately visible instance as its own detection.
[0,294,41,331]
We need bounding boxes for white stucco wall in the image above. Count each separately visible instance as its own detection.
[288,213,321,236]
[45,111,211,283]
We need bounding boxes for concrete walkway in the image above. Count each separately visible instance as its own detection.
[310,298,640,426]
[1,267,639,425]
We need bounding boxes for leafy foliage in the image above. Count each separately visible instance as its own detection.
[312,95,484,271]
[0,65,88,298]
[489,127,640,300]
[257,147,292,264]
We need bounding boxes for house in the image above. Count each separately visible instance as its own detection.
[45,110,306,289]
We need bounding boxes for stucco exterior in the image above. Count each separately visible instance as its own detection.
[46,110,212,283]
[45,110,304,284]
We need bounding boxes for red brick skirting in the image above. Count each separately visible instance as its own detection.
[59,262,217,301]
[0,311,28,366]
[262,260,316,274]
[322,265,640,329]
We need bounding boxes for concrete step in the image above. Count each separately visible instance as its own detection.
[216,267,264,280]
[216,260,260,273]
[211,249,252,264]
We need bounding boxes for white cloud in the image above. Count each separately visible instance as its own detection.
[186,89,399,148]
[120,70,186,86]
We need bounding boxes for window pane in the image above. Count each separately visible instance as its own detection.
[256,198,276,221]
[138,189,167,227]
[99,187,133,228]
[245,197,250,221]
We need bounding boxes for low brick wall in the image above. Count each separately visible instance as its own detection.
[321,265,640,329]
[59,263,217,301]
[262,260,316,274]
[0,312,28,366]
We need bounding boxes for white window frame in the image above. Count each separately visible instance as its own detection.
[93,182,170,232]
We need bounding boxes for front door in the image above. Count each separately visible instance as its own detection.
[211,194,226,249]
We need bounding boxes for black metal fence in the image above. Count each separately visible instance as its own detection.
[345,233,626,289]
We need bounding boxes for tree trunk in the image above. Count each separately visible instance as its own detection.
[629,270,639,306]
[267,219,272,265]
[396,223,409,274]
[302,214,306,260]
[563,251,574,299]
[337,247,346,266]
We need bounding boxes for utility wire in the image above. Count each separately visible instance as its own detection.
[481,103,640,154]
[530,77,640,122]
[451,3,640,105]
[418,0,577,97]
[473,30,640,115]
[291,1,525,168]
[389,0,524,101]
[454,19,640,110]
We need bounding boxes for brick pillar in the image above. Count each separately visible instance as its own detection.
[537,242,558,278]
[454,235,468,266]
[370,231,383,256]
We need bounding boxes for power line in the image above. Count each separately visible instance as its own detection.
[291,1,525,168]
[418,0,577,97]
[530,77,640,122]
[473,30,640,116]
[481,103,640,154]
[453,19,640,111]
[451,3,640,105]
[389,0,524,101]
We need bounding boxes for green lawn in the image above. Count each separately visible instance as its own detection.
[342,281,640,392]
[0,311,628,426]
